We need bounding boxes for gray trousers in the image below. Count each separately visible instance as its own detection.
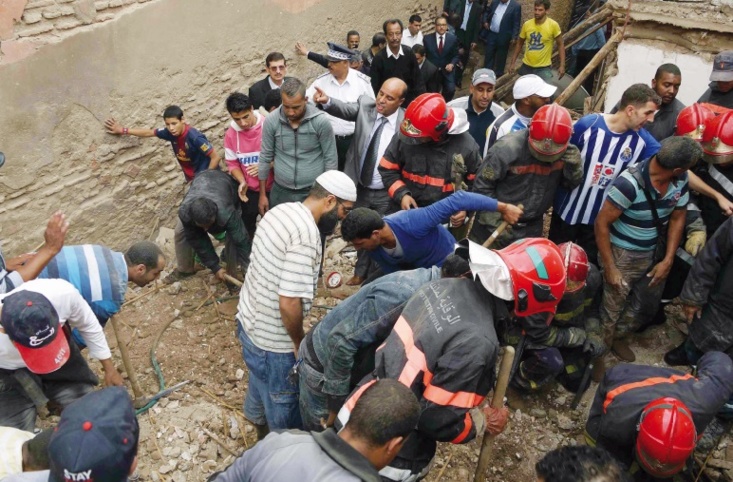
[174,218,196,273]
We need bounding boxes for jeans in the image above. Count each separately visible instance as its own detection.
[174,218,195,273]
[241,191,268,241]
[237,323,302,430]
[0,371,94,431]
[298,354,330,432]
[518,63,553,80]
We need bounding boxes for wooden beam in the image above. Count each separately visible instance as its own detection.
[555,30,623,107]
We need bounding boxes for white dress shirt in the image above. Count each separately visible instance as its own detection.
[402,30,424,47]
[364,109,399,189]
[491,1,509,33]
[387,45,405,59]
[306,69,375,136]
[460,0,474,31]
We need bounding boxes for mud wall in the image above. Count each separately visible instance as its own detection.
[0,0,441,255]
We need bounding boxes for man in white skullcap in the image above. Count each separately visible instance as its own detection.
[236,171,356,437]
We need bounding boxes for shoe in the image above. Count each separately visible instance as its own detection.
[345,275,364,286]
[611,339,636,362]
[591,357,606,383]
[163,269,196,285]
[696,417,728,453]
[664,342,690,366]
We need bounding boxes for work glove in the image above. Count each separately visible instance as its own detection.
[565,326,588,347]
[583,332,606,358]
[684,230,706,256]
[482,405,510,435]
[561,145,583,187]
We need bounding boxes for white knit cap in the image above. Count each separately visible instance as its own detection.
[315,170,357,202]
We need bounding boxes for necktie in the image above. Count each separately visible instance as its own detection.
[438,35,444,54]
[361,117,388,187]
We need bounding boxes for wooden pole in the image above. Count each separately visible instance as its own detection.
[554,17,614,60]
[555,31,623,107]
[473,346,515,482]
[109,315,143,399]
[557,5,612,48]
[482,204,523,248]
[223,273,243,287]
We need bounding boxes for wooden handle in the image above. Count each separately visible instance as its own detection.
[482,204,523,248]
[223,273,243,287]
[474,346,515,482]
[109,316,143,399]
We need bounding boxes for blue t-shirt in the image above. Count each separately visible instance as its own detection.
[606,161,689,251]
[155,125,214,182]
[554,113,661,226]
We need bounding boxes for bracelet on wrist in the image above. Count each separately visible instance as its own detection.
[122,127,129,135]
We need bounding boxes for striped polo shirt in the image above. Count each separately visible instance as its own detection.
[237,202,321,353]
[606,161,689,251]
[38,245,128,323]
[554,114,661,226]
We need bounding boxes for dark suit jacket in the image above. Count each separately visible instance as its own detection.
[420,59,442,93]
[423,32,461,70]
[323,95,406,184]
[456,1,483,46]
[248,75,293,109]
[479,0,521,44]
[370,45,426,105]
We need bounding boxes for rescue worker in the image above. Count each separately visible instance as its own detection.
[336,238,568,481]
[298,255,471,431]
[508,242,605,393]
[585,351,733,479]
[664,215,733,366]
[471,103,583,248]
[378,93,481,214]
[693,110,733,237]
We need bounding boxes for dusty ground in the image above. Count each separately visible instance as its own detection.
[56,227,731,482]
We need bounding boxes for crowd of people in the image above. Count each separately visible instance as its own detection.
[1,0,733,480]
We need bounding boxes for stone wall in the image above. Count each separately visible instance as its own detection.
[0,0,441,255]
[0,0,158,64]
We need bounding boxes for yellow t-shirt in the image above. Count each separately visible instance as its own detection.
[519,18,561,68]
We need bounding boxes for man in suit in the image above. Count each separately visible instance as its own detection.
[423,17,461,102]
[413,44,442,93]
[370,19,426,106]
[312,78,408,285]
[480,0,522,77]
[248,52,293,110]
[453,0,483,87]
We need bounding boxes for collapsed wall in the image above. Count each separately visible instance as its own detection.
[0,0,442,255]
[601,0,733,110]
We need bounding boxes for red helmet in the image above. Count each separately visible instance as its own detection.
[400,93,454,144]
[495,238,567,317]
[702,110,733,165]
[635,397,697,478]
[528,104,573,160]
[675,104,714,140]
[558,242,588,293]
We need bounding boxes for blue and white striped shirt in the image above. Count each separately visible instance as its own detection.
[554,114,660,225]
[38,245,128,324]
[606,162,689,251]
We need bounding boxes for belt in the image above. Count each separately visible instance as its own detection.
[358,184,386,192]
[304,334,324,372]
[335,134,354,140]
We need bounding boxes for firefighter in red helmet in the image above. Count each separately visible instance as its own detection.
[502,240,605,394]
[585,352,733,480]
[335,238,567,481]
[471,103,584,248]
[378,93,482,219]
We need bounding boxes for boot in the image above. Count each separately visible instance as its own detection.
[695,417,728,453]
[591,357,606,383]
[664,342,690,366]
[254,423,270,441]
[611,338,636,362]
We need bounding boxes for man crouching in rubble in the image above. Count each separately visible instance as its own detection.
[335,238,567,481]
